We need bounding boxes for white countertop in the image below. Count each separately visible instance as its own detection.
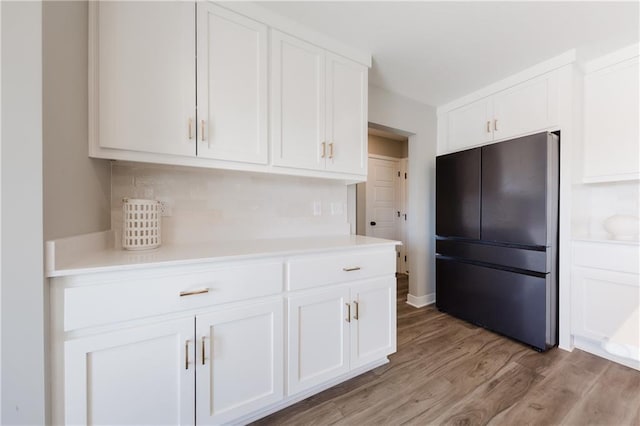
[46,232,401,278]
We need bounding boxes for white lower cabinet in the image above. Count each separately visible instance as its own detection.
[287,277,396,395]
[51,244,397,424]
[571,241,640,369]
[196,299,284,424]
[64,318,195,425]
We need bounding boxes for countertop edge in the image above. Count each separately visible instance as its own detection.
[46,234,401,278]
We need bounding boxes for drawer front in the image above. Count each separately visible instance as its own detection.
[287,248,395,291]
[64,261,283,331]
[436,257,552,350]
[573,241,639,274]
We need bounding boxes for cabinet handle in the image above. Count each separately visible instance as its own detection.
[494,119,498,131]
[201,336,206,365]
[321,142,326,158]
[329,142,334,159]
[179,288,210,297]
[188,118,193,140]
[486,121,491,133]
[345,303,351,323]
[342,266,361,272]
[185,339,190,370]
[353,301,359,320]
[201,120,206,142]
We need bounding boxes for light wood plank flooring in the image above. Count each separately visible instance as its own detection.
[253,275,640,425]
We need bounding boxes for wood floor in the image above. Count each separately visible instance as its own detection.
[254,275,640,426]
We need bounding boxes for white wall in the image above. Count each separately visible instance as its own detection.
[111,163,350,245]
[1,2,46,424]
[43,1,111,241]
[368,85,437,303]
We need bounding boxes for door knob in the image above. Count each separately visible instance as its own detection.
[370,221,376,226]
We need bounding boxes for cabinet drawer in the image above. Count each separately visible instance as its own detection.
[573,241,639,274]
[287,249,395,291]
[63,261,283,331]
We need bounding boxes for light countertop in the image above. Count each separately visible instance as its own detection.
[46,232,400,278]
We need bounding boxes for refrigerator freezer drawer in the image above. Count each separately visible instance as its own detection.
[436,239,550,273]
[436,257,556,350]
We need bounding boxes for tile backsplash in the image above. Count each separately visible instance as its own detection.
[112,163,350,245]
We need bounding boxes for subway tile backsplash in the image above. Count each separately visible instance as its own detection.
[111,163,350,245]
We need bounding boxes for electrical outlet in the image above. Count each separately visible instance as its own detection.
[158,200,172,217]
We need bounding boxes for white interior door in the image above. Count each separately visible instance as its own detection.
[397,158,409,274]
[366,157,399,241]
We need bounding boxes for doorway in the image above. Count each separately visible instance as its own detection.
[356,128,409,274]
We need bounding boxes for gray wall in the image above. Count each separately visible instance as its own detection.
[43,1,111,241]
[368,86,437,302]
[1,2,45,423]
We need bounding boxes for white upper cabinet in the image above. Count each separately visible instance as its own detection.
[271,31,326,171]
[447,97,493,152]
[492,74,557,140]
[93,1,196,157]
[90,2,371,181]
[583,54,639,182]
[272,31,368,176]
[196,3,268,164]
[325,52,368,175]
[439,68,560,153]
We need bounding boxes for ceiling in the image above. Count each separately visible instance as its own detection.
[258,1,639,107]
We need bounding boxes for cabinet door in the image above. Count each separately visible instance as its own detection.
[196,3,268,164]
[271,30,326,171]
[350,278,396,368]
[287,287,350,395]
[571,266,639,345]
[492,73,557,141]
[64,318,195,425]
[447,97,493,151]
[325,52,368,175]
[584,57,640,182]
[196,299,283,424]
[94,1,196,156]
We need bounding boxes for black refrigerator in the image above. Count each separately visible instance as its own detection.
[435,132,559,351]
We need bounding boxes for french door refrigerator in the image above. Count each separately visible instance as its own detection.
[435,132,559,351]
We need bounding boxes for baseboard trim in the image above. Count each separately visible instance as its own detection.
[406,292,435,308]
[574,335,639,371]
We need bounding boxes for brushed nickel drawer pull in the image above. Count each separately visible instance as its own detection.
[188,118,193,140]
[329,142,334,159]
[353,301,359,320]
[201,120,206,142]
[342,266,361,272]
[201,336,206,366]
[494,119,498,131]
[346,303,351,323]
[486,121,491,133]
[185,339,190,370]
[179,288,210,297]
[321,142,326,158]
